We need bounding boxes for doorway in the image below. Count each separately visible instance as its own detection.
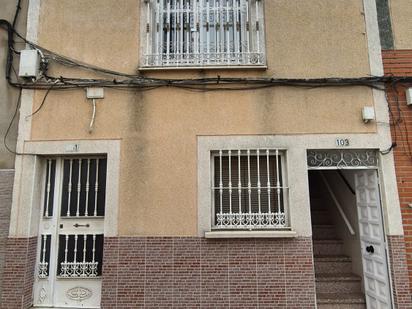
[309,168,392,308]
[33,157,107,308]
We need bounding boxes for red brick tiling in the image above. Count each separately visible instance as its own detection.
[256,239,286,308]
[0,237,37,309]
[173,237,201,307]
[101,236,316,308]
[200,239,230,308]
[387,236,412,308]
[382,49,412,76]
[101,237,119,308]
[382,49,412,294]
[283,238,316,308]
[0,170,14,298]
[228,239,258,308]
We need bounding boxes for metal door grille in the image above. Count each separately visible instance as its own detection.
[57,234,104,278]
[60,158,107,217]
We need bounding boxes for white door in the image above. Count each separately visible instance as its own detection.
[355,170,392,309]
[33,157,107,308]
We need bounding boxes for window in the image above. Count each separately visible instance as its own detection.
[141,0,265,68]
[211,149,288,230]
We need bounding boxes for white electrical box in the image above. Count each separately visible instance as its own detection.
[86,88,104,99]
[18,49,40,78]
[406,88,412,106]
[362,106,375,123]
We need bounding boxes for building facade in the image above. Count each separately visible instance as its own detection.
[0,0,28,300]
[379,0,412,299]
[1,0,411,308]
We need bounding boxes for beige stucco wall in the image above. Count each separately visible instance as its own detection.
[29,0,378,236]
[389,0,412,49]
[0,0,28,168]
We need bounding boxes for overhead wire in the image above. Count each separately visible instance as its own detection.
[1,14,412,158]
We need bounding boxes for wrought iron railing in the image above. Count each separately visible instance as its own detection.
[142,0,265,67]
[212,149,288,229]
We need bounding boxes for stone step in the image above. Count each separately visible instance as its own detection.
[311,210,332,225]
[317,293,366,309]
[313,239,344,256]
[314,255,353,274]
[312,225,337,240]
[316,273,362,294]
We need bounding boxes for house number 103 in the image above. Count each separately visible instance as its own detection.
[336,138,350,147]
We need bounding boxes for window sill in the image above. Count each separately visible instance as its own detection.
[204,230,297,239]
[138,65,267,71]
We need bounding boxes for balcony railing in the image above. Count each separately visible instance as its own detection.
[142,0,265,68]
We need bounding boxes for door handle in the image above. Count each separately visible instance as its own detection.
[73,223,90,228]
[366,245,374,254]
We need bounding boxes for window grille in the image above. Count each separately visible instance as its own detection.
[212,149,288,229]
[142,0,265,67]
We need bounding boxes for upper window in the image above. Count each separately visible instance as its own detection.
[141,0,266,68]
[211,149,288,230]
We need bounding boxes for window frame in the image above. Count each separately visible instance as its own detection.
[197,136,298,239]
[139,0,267,70]
[210,149,289,230]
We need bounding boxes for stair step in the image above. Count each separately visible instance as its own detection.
[317,293,366,309]
[316,273,362,294]
[314,255,353,274]
[312,225,337,240]
[311,210,332,225]
[313,239,344,256]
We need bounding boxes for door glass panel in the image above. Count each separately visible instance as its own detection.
[60,158,107,217]
[38,234,51,278]
[43,159,56,217]
[57,234,104,278]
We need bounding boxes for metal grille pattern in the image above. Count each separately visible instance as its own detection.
[212,149,287,229]
[61,158,107,217]
[43,159,56,217]
[38,234,51,278]
[143,0,265,67]
[307,149,378,169]
[58,234,103,278]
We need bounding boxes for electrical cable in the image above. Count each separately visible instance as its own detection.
[25,80,58,119]
[3,89,23,155]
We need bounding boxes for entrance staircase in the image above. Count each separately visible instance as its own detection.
[311,195,366,308]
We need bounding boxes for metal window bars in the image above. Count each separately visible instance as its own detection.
[142,0,265,67]
[212,149,288,229]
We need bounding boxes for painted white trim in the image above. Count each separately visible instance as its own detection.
[9,140,121,237]
[363,0,403,236]
[27,0,41,43]
[363,0,384,77]
[10,0,41,238]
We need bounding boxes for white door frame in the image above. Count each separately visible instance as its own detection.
[33,157,107,308]
[10,140,120,307]
[307,148,394,308]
